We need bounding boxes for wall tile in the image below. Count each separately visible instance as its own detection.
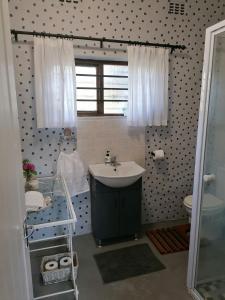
[9,0,225,237]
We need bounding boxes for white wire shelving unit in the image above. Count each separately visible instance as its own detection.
[26,176,78,300]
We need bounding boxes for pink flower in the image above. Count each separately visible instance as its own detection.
[23,163,35,172]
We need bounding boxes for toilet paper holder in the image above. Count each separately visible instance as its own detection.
[151,151,165,156]
[151,150,165,160]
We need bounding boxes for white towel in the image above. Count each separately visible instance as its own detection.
[25,191,44,208]
[57,151,89,197]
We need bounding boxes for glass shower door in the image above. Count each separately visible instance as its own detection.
[188,22,225,300]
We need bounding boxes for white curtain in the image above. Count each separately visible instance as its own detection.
[127,46,169,127]
[34,37,77,128]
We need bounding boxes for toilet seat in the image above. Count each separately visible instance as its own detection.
[183,195,193,209]
[184,194,225,212]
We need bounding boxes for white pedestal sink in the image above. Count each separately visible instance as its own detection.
[89,161,146,188]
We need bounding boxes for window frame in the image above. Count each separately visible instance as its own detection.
[75,59,128,117]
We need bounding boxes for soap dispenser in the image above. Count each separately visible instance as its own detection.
[104,150,111,164]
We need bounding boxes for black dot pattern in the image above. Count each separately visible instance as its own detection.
[8,0,225,235]
[27,195,91,240]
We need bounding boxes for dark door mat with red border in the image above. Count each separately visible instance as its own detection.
[146,224,190,255]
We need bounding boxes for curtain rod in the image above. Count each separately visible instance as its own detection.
[11,29,186,53]
[12,40,127,54]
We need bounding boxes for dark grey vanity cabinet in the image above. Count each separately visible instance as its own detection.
[90,175,142,245]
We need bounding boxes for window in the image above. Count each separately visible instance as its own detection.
[75,59,128,116]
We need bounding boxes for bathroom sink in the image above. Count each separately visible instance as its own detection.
[89,161,146,188]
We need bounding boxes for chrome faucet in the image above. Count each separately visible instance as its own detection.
[104,150,111,164]
[110,155,120,167]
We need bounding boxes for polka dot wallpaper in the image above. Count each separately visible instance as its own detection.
[8,0,225,238]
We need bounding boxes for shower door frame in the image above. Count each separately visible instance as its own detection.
[187,19,225,300]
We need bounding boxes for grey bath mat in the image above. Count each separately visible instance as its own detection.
[94,243,165,283]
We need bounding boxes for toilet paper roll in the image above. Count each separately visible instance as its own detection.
[45,260,58,271]
[59,256,72,268]
[152,150,164,161]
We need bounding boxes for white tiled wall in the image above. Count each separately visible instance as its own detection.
[9,0,225,234]
[77,117,145,170]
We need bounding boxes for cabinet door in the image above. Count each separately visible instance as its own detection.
[119,188,141,237]
[92,192,119,240]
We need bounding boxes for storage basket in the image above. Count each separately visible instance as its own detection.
[41,252,78,285]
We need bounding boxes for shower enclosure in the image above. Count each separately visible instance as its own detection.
[188,20,225,299]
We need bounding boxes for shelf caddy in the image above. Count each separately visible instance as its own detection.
[26,176,78,300]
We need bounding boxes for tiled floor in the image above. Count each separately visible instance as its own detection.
[31,220,192,300]
[195,238,225,300]
[197,239,225,283]
[197,279,225,300]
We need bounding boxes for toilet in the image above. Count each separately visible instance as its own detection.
[183,193,225,240]
[183,193,225,218]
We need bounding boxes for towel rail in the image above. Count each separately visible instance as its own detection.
[58,128,76,151]
[58,135,77,152]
